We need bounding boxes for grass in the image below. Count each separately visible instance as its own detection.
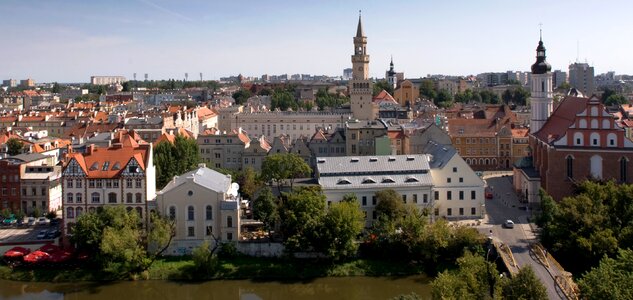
[1,256,427,282]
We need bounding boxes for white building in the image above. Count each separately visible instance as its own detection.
[21,165,62,215]
[90,76,127,85]
[316,155,434,227]
[155,165,241,255]
[424,141,485,219]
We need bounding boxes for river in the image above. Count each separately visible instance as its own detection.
[0,276,431,300]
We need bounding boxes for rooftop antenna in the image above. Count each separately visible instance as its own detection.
[144,73,148,81]
[576,40,580,63]
[185,72,188,82]
[200,72,203,81]
[538,23,542,41]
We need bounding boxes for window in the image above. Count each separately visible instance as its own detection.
[136,193,142,203]
[459,208,464,215]
[67,207,74,219]
[471,190,476,200]
[206,226,213,236]
[77,180,82,188]
[434,208,439,216]
[362,196,367,206]
[76,193,82,203]
[206,205,213,220]
[471,207,476,215]
[126,193,133,203]
[447,208,452,216]
[187,226,195,237]
[402,194,407,203]
[188,206,194,221]
[108,192,117,203]
[136,207,142,219]
[447,178,451,183]
[67,193,74,203]
[76,207,83,218]
[372,210,377,220]
[423,194,428,203]
[96,180,102,188]
[372,196,376,205]
[621,157,628,182]
[135,179,142,188]
[413,194,418,204]
[227,232,233,241]
[91,192,100,203]
[453,167,457,173]
[126,179,133,188]
[447,191,452,200]
[169,206,176,220]
[67,179,73,188]
[459,177,463,183]
[566,156,574,179]
[434,191,439,200]
[106,180,112,188]
[227,216,233,228]
[31,188,36,196]
[459,191,464,200]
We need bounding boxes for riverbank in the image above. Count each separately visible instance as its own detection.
[0,256,427,282]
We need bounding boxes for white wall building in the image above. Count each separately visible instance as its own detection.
[155,165,241,255]
[316,155,434,227]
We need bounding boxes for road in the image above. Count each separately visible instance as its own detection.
[482,174,568,300]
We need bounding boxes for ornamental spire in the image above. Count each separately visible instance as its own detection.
[356,10,364,37]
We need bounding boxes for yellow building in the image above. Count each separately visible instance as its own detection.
[394,80,419,107]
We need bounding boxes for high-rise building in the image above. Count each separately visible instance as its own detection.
[2,79,17,88]
[19,79,35,88]
[552,70,567,88]
[343,68,353,80]
[568,62,595,96]
[349,13,377,121]
[529,34,553,133]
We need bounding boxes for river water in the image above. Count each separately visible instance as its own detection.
[0,276,431,300]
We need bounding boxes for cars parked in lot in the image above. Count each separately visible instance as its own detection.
[36,230,48,239]
[2,215,17,225]
[37,217,49,226]
[503,220,515,229]
[46,229,60,239]
[27,217,36,226]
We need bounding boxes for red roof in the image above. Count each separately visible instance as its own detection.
[533,96,589,143]
[23,250,51,263]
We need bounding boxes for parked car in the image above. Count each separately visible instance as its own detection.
[503,220,515,229]
[36,230,48,239]
[46,229,60,239]
[2,215,17,225]
[37,217,49,226]
[49,218,59,227]
[27,217,36,226]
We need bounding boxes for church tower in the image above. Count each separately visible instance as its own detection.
[386,56,397,90]
[350,12,377,120]
[529,31,553,133]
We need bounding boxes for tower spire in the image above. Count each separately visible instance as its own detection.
[356,10,364,37]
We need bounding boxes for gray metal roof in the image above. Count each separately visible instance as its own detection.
[316,154,430,176]
[159,166,231,194]
[319,173,433,189]
[423,141,457,169]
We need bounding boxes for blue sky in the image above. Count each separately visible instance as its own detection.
[1,0,632,83]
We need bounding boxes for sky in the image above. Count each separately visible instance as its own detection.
[1,0,633,83]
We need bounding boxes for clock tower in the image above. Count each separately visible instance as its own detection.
[350,12,377,120]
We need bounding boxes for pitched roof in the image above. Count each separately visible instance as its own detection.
[533,96,589,143]
[159,166,231,194]
[373,90,397,104]
[65,143,150,178]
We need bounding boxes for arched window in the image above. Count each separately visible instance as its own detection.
[591,119,599,129]
[620,157,628,182]
[590,132,600,146]
[67,193,73,203]
[169,206,176,220]
[91,192,100,203]
[126,193,133,203]
[135,193,142,203]
[607,133,617,147]
[566,155,574,179]
[108,192,117,203]
[590,155,603,179]
[485,158,490,165]
[67,207,74,219]
[573,132,583,145]
[76,193,82,203]
[76,207,83,218]
[206,205,213,220]
[602,119,610,129]
[187,206,194,221]
[578,119,587,128]
[227,216,233,228]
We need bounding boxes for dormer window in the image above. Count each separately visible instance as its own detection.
[337,179,351,185]
[362,178,376,184]
[405,177,419,183]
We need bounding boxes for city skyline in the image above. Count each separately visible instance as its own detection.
[2,0,632,82]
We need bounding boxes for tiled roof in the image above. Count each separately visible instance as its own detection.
[66,143,150,178]
[448,118,498,137]
[533,96,589,143]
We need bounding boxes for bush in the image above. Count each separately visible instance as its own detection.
[218,242,239,259]
[192,241,219,277]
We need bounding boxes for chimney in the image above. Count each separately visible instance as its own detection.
[86,144,95,155]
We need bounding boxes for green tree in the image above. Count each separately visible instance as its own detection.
[253,187,279,237]
[373,80,394,96]
[374,189,406,221]
[497,266,548,300]
[280,186,326,253]
[431,252,497,300]
[435,89,453,108]
[271,89,298,111]
[237,167,262,200]
[604,94,628,106]
[419,79,437,100]
[479,90,500,104]
[51,82,62,93]
[502,89,514,104]
[261,153,311,194]
[578,249,633,300]
[6,138,24,156]
[342,193,359,203]
[146,212,176,265]
[154,135,201,189]
[318,199,365,260]
[192,240,220,277]
[232,89,252,105]
[512,86,530,106]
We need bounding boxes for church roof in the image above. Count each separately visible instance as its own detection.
[532,96,589,143]
[356,14,364,37]
[531,38,551,74]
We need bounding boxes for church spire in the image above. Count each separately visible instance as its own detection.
[531,31,551,75]
[356,10,364,37]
